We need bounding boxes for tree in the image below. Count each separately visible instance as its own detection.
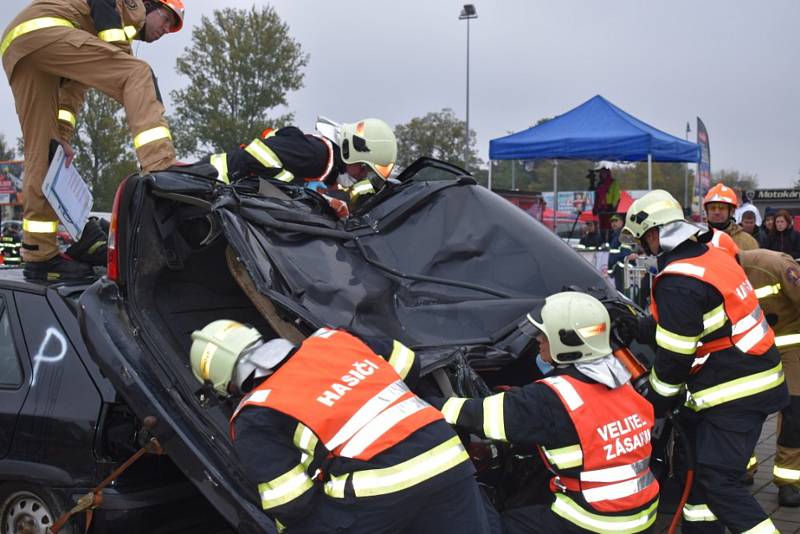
[710,169,758,192]
[394,108,481,169]
[0,134,15,161]
[170,6,307,157]
[71,90,137,211]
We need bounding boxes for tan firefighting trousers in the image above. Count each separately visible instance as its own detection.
[775,347,800,487]
[8,27,175,261]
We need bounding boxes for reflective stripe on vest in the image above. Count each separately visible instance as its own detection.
[682,503,718,522]
[349,179,375,203]
[58,109,76,128]
[324,435,468,498]
[754,283,781,299]
[22,219,58,233]
[257,464,313,510]
[773,465,800,482]
[387,340,415,379]
[539,375,657,518]
[1,17,75,57]
[210,153,229,184]
[653,246,775,360]
[230,329,443,462]
[685,363,784,411]
[134,126,172,149]
[98,25,137,43]
[551,494,658,533]
[742,518,779,534]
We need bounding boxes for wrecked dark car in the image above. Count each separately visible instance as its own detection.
[79,158,655,533]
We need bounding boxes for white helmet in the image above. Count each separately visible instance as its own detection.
[526,292,612,364]
[190,320,295,396]
[316,116,397,180]
[622,189,705,256]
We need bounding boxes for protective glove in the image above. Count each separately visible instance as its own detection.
[323,195,350,219]
[611,314,639,346]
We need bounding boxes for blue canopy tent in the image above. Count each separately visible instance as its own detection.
[488,95,701,212]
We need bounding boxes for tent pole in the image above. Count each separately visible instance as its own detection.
[488,160,493,191]
[647,154,653,190]
[553,160,559,231]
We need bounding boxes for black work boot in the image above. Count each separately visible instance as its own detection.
[65,219,108,266]
[23,254,94,281]
[779,485,800,507]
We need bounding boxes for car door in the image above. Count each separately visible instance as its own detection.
[0,289,30,458]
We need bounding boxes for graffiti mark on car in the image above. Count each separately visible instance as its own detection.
[31,327,67,386]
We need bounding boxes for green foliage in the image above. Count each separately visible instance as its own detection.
[0,134,15,161]
[170,6,307,156]
[71,90,137,211]
[394,108,481,170]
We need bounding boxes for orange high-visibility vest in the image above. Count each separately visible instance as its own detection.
[230,329,442,461]
[651,246,774,357]
[538,375,658,515]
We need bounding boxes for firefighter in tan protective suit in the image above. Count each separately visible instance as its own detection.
[1,0,184,280]
[741,248,800,507]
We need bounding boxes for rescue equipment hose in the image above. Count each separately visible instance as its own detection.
[667,413,694,534]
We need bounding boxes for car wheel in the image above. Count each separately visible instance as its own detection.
[0,483,75,534]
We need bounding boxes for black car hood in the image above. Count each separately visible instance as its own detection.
[209,174,614,348]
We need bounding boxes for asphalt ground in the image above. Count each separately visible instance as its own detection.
[652,413,800,533]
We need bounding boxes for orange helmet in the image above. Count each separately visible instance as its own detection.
[703,183,738,209]
[157,0,185,32]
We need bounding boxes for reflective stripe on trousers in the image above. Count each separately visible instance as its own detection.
[134,126,172,149]
[58,109,76,127]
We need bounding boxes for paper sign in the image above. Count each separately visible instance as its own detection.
[42,146,93,240]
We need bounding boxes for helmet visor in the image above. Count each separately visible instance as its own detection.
[619,228,639,247]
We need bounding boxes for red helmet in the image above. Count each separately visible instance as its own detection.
[157,0,185,33]
[703,183,738,209]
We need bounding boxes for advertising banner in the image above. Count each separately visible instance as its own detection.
[695,118,711,212]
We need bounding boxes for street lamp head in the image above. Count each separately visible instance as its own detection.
[459,4,478,19]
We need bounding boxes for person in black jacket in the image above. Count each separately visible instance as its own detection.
[204,118,398,216]
[429,292,660,534]
[765,209,800,260]
[189,322,492,534]
[616,189,788,534]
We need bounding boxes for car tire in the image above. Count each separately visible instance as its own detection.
[0,482,76,534]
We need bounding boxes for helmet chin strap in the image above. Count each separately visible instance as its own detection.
[707,219,729,231]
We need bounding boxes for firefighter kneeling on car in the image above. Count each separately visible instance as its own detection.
[429,291,660,534]
[190,322,493,534]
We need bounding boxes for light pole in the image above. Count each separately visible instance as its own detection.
[459,4,477,172]
[684,121,691,211]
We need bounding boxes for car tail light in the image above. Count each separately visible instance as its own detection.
[107,178,128,281]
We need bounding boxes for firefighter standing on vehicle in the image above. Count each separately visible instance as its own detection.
[616,189,788,533]
[740,248,800,507]
[703,183,759,251]
[205,117,397,217]
[429,292,659,534]
[2,0,183,280]
[189,322,492,534]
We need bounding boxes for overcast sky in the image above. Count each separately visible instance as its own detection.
[1,0,798,187]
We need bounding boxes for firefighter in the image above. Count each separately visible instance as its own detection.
[2,0,184,280]
[205,117,397,217]
[740,248,800,506]
[617,189,788,533]
[189,322,492,534]
[430,292,659,534]
[703,183,759,251]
